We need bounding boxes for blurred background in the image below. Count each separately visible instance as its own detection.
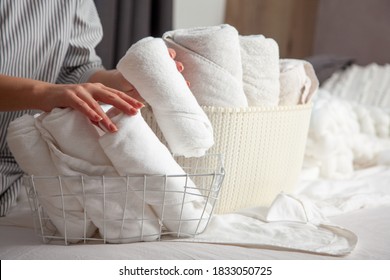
[94,0,390,69]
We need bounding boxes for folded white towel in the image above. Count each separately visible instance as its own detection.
[98,109,212,235]
[117,37,214,157]
[239,35,280,106]
[35,108,161,243]
[279,59,319,106]
[163,24,248,107]
[6,114,97,243]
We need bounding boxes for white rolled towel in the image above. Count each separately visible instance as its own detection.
[279,59,319,106]
[163,24,248,107]
[239,35,280,106]
[99,109,212,236]
[117,37,213,157]
[35,108,161,243]
[6,114,97,243]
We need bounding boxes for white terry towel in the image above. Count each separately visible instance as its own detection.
[6,114,97,243]
[239,35,280,106]
[163,24,248,107]
[117,37,214,158]
[279,59,319,106]
[35,108,161,243]
[99,108,212,236]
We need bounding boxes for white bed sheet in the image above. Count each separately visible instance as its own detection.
[1,166,389,260]
[0,206,389,260]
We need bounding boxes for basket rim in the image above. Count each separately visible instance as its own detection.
[201,102,313,113]
[22,153,225,179]
[143,103,313,114]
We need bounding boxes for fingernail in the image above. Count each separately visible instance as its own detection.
[130,108,138,115]
[95,115,103,122]
[136,102,144,108]
[109,124,118,132]
[169,48,176,58]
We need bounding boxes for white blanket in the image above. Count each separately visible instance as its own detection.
[170,165,390,256]
[304,90,390,179]
[322,63,390,108]
[176,191,359,256]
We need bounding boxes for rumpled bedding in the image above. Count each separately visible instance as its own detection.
[304,89,390,179]
[322,63,390,109]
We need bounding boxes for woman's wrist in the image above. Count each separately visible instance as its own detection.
[0,74,53,111]
[30,81,56,111]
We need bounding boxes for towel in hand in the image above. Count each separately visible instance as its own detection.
[34,108,161,243]
[279,59,319,106]
[117,37,214,157]
[6,114,97,243]
[99,108,212,235]
[163,24,248,107]
[239,35,280,106]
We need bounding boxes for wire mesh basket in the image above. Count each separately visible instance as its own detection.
[24,154,224,245]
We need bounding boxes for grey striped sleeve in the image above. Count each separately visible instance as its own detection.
[56,0,105,84]
[0,0,105,216]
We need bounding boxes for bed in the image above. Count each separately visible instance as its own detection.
[1,61,390,260]
[1,166,389,260]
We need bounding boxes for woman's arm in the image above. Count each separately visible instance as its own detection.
[0,74,143,132]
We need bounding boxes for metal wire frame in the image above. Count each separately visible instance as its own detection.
[24,154,225,245]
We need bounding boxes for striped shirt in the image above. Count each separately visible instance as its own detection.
[0,0,104,216]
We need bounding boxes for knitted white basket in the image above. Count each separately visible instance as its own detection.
[142,103,312,214]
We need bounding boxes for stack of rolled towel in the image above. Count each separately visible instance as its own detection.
[161,24,318,108]
[115,24,319,158]
[115,24,318,158]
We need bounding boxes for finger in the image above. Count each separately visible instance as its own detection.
[73,88,118,132]
[89,102,118,133]
[168,48,176,59]
[65,90,102,122]
[86,83,141,112]
[97,86,142,115]
[176,61,184,72]
[98,113,118,133]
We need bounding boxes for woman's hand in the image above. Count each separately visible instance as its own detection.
[86,47,189,132]
[43,82,144,132]
[0,48,188,133]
